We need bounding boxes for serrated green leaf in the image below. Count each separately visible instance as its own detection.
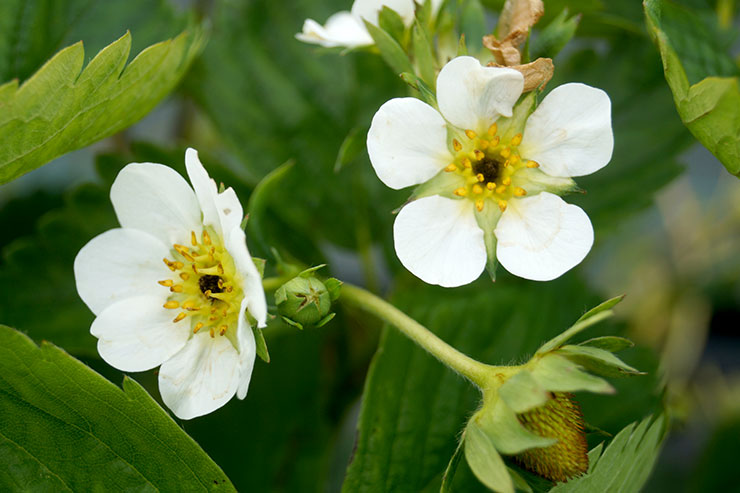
[550,414,666,492]
[579,336,634,352]
[464,422,514,493]
[0,27,205,184]
[0,325,234,491]
[645,0,740,177]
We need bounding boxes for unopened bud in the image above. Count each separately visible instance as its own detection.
[275,275,340,329]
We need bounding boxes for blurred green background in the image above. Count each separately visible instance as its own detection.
[0,0,738,491]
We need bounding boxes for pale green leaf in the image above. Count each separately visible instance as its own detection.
[0,325,234,491]
[0,27,205,184]
[365,20,414,75]
[579,336,634,352]
[464,422,514,493]
[557,345,643,378]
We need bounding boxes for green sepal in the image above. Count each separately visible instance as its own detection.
[378,6,406,45]
[252,326,270,363]
[529,354,615,395]
[440,434,466,493]
[281,316,304,330]
[400,72,437,107]
[408,169,465,202]
[507,467,533,493]
[464,421,515,493]
[579,336,635,353]
[364,20,414,75]
[497,91,538,141]
[575,295,625,323]
[297,264,326,277]
[324,278,343,302]
[474,204,504,282]
[411,21,436,87]
[557,345,644,378]
[314,312,336,328]
[252,257,266,278]
[530,8,581,60]
[475,398,557,455]
[498,370,549,413]
[512,168,577,196]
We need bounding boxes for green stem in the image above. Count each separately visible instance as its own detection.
[339,283,494,388]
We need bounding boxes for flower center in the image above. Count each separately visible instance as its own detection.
[159,229,243,339]
[445,123,539,212]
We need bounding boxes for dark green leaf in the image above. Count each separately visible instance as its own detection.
[0,325,234,491]
[530,9,580,60]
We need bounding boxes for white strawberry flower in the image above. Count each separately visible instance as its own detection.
[296,0,442,49]
[74,149,267,419]
[368,56,613,287]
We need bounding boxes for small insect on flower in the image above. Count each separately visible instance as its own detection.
[74,149,267,419]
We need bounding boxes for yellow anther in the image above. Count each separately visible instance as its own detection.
[202,230,212,245]
[445,163,458,172]
[526,160,540,168]
[193,322,204,334]
[179,272,190,281]
[163,258,176,271]
[476,173,485,182]
[479,139,489,150]
[473,150,485,160]
[498,200,508,212]
[182,300,195,309]
[217,263,224,275]
[454,187,468,197]
[509,154,520,165]
[192,264,199,274]
[465,129,477,139]
[209,327,215,338]
[218,278,225,290]
[488,123,498,136]
[174,244,189,254]
[219,325,228,336]
[500,147,511,158]
[472,184,483,194]
[514,187,527,196]
[462,158,472,169]
[502,177,512,186]
[496,185,507,194]
[158,279,174,287]
[486,182,495,190]
[476,199,485,212]
[170,285,183,293]
[491,136,500,146]
[173,312,187,323]
[452,139,462,151]
[191,231,198,246]
[511,133,523,146]
[226,286,234,293]
[209,315,218,321]
[204,289,212,298]
[503,160,510,168]
[173,261,184,270]
[163,301,179,309]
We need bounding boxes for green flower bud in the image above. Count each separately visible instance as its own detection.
[275,275,339,329]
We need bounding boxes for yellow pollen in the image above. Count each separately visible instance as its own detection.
[170,285,183,293]
[472,184,483,194]
[462,158,472,169]
[491,136,500,146]
[496,185,507,194]
[514,187,527,196]
[173,312,187,323]
[502,177,512,186]
[209,327,215,338]
[193,322,204,334]
[487,182,495,190]
[158,279,174,287]
[182,300,195,309]
[454,187,467,197]
[500,147,511,158]
[163,301,179,309]
[479,139,489,150]
[465,129,477,139]
[527,160,540,168]
[473,150,485,160]
[498,200,508,212]
[445,163,458,172]
[219,325,228,336]
[202,230,211,245]
[476,199,484,212]
[191,231,198,246]
[476,173,485,182]
[488,123,498,136]
[179,272,190,281]
[453,139,462,151]
[511,133,523,146]
[510,154,521,165]
[173,261,184,269]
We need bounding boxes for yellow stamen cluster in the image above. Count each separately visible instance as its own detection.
[445,124,539,212]
[160,229,242,339]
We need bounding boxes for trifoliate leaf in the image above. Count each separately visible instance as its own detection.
[0,28,204,184]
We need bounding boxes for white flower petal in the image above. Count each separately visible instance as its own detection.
[111,163,202,246]
[226,227,268,328]
[74,228,171,315]
[394,196,486,287]
[351,0,416,25]
[436,56,524,132]
[295,12,373,48]
[494,192,594,281]
[520,83,613,177]
[185,148,221,235]
[158,332,241,420]
[90,296,190,372]
[368,97,452,190]
[236,300,257,400]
